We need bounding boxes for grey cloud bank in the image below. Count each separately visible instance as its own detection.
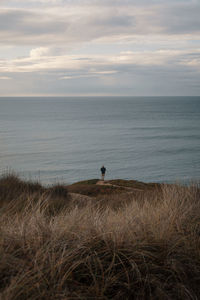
[0,0,200,96]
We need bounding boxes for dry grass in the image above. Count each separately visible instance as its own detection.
[67,183,125,197]
[108,179,161,190]
[0,174,69,215]
[0,175,200,299]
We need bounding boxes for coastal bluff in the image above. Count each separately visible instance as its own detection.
[0,174,199,299]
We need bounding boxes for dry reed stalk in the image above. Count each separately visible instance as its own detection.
[0,177,200,299]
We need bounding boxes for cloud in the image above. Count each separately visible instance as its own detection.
[30,47,49,58]
[0,8,69,45]
[0,0,200,96]
[61,70,118,80]
[0,2,200,47]
[0,76,11,80]
[1,48,200,75]
[157,3,200,35]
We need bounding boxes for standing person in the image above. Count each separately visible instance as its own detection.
[100,165,106,181]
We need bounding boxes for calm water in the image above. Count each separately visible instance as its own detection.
[0,97,199,184]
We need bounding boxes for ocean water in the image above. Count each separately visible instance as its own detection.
[0,96,199,184]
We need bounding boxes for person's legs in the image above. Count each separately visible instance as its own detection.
[101,174,105,181]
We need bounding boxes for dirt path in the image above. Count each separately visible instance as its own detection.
[96,180,143,192]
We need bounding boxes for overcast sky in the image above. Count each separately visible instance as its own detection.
[0,0,200,96]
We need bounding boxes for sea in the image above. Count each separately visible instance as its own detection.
[0,96,199,185]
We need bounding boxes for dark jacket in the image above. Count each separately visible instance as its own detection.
[101,167,106,174]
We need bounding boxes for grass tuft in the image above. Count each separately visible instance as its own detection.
[0,175,200,299]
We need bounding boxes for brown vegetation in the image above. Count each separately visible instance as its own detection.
[67,183,125,197]
[0,174,200,299]
[108,179,161,190]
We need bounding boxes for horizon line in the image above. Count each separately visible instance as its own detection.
[0,95,200,98]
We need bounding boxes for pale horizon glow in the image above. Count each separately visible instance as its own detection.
[0,0,200,96]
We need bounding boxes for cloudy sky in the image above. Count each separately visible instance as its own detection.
[0,0,200,96]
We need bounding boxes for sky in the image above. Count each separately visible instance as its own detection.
[0,0,200,96]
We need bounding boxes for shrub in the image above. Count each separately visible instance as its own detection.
[0,173,43,207]
[0,174,70,215]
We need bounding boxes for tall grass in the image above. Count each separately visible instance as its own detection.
[0,175,200,299]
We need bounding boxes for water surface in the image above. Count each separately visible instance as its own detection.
[0,96,199,184]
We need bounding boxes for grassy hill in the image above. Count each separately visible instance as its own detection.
[0,174,200,299]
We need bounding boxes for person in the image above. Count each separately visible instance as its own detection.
[100,165,106,181]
